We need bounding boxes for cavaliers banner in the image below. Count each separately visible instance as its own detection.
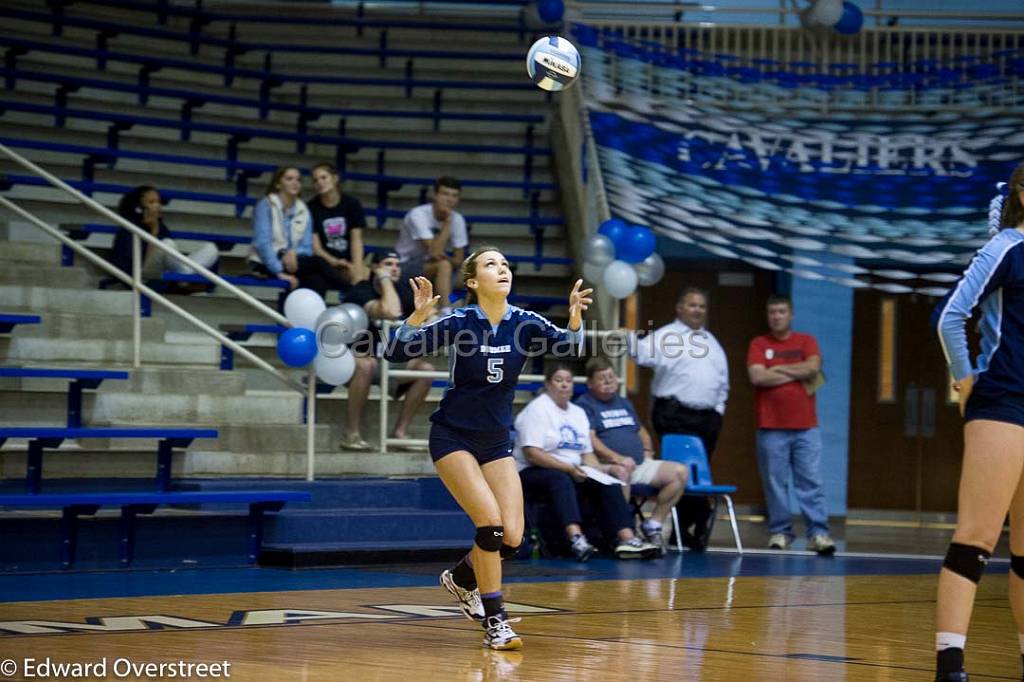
[583,72,1023,293]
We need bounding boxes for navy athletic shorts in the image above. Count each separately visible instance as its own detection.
[964,390,1024,428]
[428,420,513,465]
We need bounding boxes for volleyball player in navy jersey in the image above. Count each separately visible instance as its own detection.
[932,162,1024,682]
[384,246,592,651]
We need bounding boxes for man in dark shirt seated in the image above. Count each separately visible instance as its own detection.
[575,357,688,554]
[338,250,433,451]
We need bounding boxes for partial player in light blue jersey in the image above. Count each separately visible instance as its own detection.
[931,162,1024,682]
[383,246,592,651]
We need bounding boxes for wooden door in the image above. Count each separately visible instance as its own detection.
[848,292,965,512]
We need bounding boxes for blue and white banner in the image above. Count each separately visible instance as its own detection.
[582,56,1024,292]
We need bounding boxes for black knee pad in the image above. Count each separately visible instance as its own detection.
[499,543,521,560]
[1012,553,1024,580]
[474,525,504,552]
[943,542,991,584]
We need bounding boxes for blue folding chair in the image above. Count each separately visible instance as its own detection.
[661,434,743,553]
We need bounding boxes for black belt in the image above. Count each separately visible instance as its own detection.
[654,396,716,414]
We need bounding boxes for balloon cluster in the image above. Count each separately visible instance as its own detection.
[803,0,863,35]
[275,288,370,386]
[581,218,664,299]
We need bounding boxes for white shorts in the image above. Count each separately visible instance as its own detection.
[630,458,662,486]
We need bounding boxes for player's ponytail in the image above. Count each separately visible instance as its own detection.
[461,245,503,305]
[1000,161,1024,229]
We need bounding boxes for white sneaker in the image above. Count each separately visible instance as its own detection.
[571,534,596,562]
[768,533,789,550]
[808,533,837,555]
[482,614,523,650]
[641,522,667,557]
[440,569,484,621]
[614,537,660,560]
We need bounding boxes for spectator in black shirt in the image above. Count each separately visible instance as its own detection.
[309,162,367,290]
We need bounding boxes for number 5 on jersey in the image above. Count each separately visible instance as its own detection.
[487,358,504,383]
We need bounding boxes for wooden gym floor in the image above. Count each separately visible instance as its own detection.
[0,549,1017,681]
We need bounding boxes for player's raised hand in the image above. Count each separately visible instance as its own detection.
[408,276,440,325]
[568,278,593,330]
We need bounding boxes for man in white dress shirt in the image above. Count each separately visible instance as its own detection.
[629,287,730,549]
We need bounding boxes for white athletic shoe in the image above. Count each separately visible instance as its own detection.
[482,614,523,651]
[614,537,660,560]
[440,569,484,621]
[768,533,789,550]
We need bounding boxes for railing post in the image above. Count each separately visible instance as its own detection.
[379,351,389,454]
[131,233,142,369]
[306,365,316,481]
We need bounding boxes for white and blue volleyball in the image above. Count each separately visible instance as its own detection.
[526,36,580,91]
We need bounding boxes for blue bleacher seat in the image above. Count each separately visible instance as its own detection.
[0,314,41,333]
[661,434,743,553]
[0,367,129,427]
[0,489,310,567]
[0,427,218,494]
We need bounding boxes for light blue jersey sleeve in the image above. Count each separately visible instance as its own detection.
[935,233,1018,381]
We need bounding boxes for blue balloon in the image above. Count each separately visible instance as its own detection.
[835,1,863,35]
[537,0,564,23]
[618,225,657,264]
[598,218,629,257]
[277,327,318,367]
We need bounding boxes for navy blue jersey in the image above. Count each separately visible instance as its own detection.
[934,228,1024,398]
[383,304,582,431]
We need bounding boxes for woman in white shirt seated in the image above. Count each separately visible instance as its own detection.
[514,364,659,562]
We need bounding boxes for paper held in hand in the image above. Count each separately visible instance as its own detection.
[580,465,625,486]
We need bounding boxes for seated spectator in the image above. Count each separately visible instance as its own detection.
[309,162,368,288]
[248,166,349,299]
[341,250,433,451]
[514,364,660,562]
[111,185,219,287]
[395,176,467,314]
[575,357,688,555]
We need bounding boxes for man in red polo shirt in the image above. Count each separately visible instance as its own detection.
[747,295,835,554]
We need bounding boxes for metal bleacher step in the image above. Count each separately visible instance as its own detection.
[260,539,469,567]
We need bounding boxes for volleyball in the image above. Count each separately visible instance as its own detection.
[526,36,580,91]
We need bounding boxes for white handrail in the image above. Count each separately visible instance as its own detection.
[0,195,305,394]
[0,144,290,328]
[0,144,321,481]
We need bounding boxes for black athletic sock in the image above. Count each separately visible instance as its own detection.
[451,553,476,590]
[481,591,503,620]
[936,648,964,675]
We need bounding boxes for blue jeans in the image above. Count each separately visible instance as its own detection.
[756,428,829,539]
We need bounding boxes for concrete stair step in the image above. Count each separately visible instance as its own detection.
[13,311,167,342]
[0,261,94,288]
[0,284,134,315]
[181,449,437,477]
[88,390,304,426]
[0,336,219,367]
[109,366,248,396]
[0,240,63,265]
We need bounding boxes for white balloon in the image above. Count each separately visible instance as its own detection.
[582,260,605,285]
[808,0,842,26]
[339,302,369,333]
[635,252,666,286]
[582,233,615,267]
[283,288,326,331]
[315,306,356,353]
[603,260,638,299]
[314,346,355,385]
